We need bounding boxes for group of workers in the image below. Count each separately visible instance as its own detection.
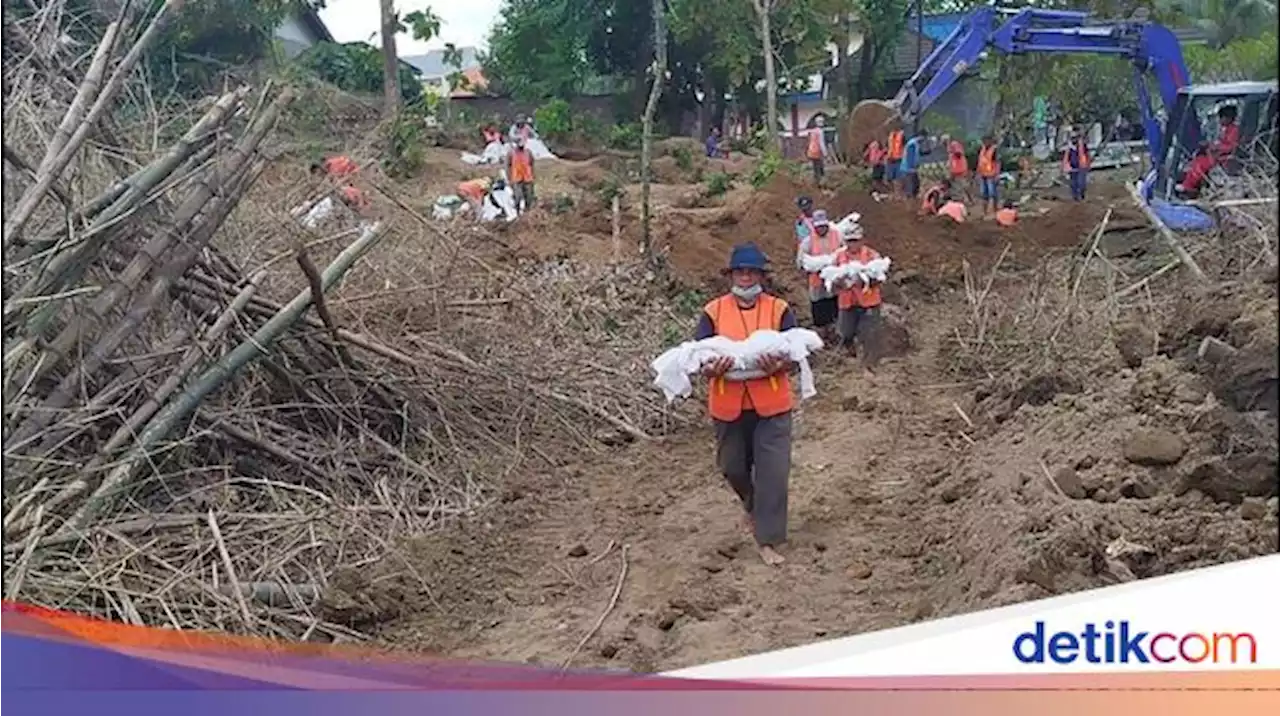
[694,221,883,565]
[468,115,539,217]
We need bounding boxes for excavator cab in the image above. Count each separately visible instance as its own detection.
[1154,80,1279,201]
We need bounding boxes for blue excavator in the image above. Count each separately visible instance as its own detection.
[858,5,1278,230]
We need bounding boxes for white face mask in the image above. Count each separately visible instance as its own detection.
[731,284,763,301]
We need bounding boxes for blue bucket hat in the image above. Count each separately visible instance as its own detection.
[726,242,769,273]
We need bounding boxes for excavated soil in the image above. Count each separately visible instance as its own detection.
[323,146,1277,672]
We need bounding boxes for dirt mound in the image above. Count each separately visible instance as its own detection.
[841,100,901,162]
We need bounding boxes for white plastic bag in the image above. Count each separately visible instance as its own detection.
[482,186,517,222]
[300,197,335,230]
[819,256,892,293]
[650,328,824,404]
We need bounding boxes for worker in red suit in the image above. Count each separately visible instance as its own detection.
[1178,105,1240,195]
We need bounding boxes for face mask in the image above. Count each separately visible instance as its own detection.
[731,284,763,301]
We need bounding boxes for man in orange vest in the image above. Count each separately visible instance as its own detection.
[885,127,906,193]
[920,178,952,215]
[831,228,885,371]
[1061,130,1091,201]
[995,199,1018,227]
[864,139,887,194]
[695,242,798,566]
[456,176,494,220]
[310,155,368,214]
[806,115,828,184]
[795,209,843,340]
[947,138,973,203]
[976,135,1001,218]
[506,137,536,214]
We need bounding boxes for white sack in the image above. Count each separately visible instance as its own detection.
[300,197,335,230]
[482,186,517,222]
[819,256,892,293]
[650,328,824,404]
[461,138,558,164]
[525,137,558,160]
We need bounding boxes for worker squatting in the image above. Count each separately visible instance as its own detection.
[310,115,543,224]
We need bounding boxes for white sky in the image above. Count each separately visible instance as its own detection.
[317,0,502,54]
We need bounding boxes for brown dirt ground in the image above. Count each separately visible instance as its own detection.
[301,143,1277,671]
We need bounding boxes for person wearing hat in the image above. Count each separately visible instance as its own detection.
[509,114,535,144]
[794,196,816,245]
[831,224,885,370]
[693,242,798,566]
[795,209,843,339]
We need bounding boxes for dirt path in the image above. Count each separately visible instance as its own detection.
[377,300,974,672]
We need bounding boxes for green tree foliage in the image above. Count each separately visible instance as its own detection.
[1156,0,1278,48]
[1183,31,1279,81]
[295,41,423,103]
[483,0,594,100]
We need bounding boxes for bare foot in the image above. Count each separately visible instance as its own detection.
[758,545,786,566]
[740,513,755,537]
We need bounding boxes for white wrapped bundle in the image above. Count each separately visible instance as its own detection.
[833,211,862,236]
[820,256,892,293]
[525,137,558,160]
[800,249,844,273]
[650,328,824,404]
[482,185,518,222]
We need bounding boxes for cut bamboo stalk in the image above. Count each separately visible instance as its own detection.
[1126,182,1207,281]
[5,159,266,453]
[16,274,263,533]
[35,21,121,180]
[4,89,287,383]
[62,222,388,531]
[2,0,188,247]
[5,85,249,326]
[11,89,283,390]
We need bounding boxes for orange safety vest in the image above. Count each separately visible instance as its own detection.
[457,179,488,202]
[995,207,1018,227]
[339,185,369,210]
[834,245,883,310]
[804,226,843,291]
[323,155,359,178]
[948,140,969,176]
[806,128,824,160]
[509,147,534,182]
[703,294,794,422]
[938,200,967,223]
[1061,140,1091,172]
[977,145,999,177]
[887,130,905,160]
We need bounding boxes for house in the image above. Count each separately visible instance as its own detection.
[274,3,334,59]
[402,46,486,97]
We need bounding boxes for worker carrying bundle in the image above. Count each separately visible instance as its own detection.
[652,242,818,566]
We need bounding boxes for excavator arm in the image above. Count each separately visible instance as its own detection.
[892,6,1191,166]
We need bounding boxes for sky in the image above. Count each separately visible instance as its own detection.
[317,0,503,55]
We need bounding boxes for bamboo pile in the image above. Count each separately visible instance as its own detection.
[0,1,453,640]
[2,1,691,643]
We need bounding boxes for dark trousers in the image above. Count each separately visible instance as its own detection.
[714,410,793,546]
[837,305,883,367]
[811,158,825,182]
[902,171,920,198]
[1069,170,1087,201]
[513,181,535,211]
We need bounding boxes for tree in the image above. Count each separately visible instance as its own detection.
[751,0,781,142]
[641,0,667,258]
[379,0,401,114]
